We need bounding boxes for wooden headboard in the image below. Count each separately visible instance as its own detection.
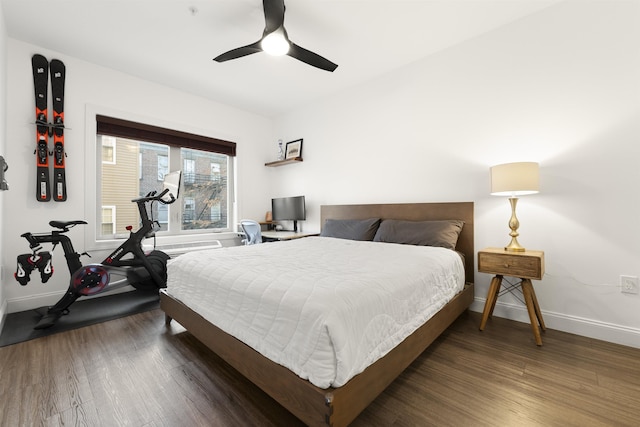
[320,202,474,284]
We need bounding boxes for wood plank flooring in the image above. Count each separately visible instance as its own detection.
[1,309,639,426]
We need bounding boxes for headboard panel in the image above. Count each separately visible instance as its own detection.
[320,202,474,284]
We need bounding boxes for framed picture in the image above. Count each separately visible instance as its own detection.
[285,139,303,159]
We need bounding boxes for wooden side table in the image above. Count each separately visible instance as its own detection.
[478,247,546,345]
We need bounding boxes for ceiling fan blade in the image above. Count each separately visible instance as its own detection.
[213,41,263,62]
[263,0,285,34]
[214,0,338,72]
[288,43,338,72]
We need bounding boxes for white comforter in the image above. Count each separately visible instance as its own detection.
[166,236,464,389]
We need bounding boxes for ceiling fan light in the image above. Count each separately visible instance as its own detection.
[262,31,290,56]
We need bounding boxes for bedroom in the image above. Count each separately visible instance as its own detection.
[0,0,638,425]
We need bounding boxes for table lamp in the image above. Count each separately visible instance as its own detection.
[490,162,539,252]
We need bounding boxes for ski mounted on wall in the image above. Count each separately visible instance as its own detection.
[32,54,50,201]
[31,54,67,202]
[50,59,66,201]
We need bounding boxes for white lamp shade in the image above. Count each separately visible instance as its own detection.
[490,162,539,196]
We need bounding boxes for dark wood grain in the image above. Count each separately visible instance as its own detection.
[1,309,639,426]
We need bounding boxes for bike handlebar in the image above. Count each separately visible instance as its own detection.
[131,188,176,205]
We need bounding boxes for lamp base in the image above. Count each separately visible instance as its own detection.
[505,197,525,252]
[504,237,525,252]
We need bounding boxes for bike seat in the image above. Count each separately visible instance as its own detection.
[49,220,88,230]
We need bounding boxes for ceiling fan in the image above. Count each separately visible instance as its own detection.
[213,0,338,72]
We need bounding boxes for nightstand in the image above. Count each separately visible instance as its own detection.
[478,247,546,346]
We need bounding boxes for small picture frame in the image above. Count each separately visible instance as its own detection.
[285,139,303,159]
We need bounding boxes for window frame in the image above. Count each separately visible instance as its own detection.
[84,105,237,252]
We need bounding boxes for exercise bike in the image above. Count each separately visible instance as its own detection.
[15,171,181,330]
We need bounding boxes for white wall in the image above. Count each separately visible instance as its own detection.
[273,1,640,347]
[0,5,7,327]
[2,39,274,313]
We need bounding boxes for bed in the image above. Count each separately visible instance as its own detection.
[160,202,474,426]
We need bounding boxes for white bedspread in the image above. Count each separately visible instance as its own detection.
[165,236,464,389]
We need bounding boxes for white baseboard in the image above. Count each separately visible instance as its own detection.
[470,298,640,349]
[0,299,7,336]
[7,290,63,313]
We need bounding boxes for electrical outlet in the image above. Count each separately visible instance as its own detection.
[620,275,639,294]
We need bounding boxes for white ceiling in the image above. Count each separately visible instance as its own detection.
[1,0,558,117]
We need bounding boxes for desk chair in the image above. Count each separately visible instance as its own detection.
[240,220,263,245]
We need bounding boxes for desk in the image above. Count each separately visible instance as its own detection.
[261,231,318,241]
[478,247,545,346]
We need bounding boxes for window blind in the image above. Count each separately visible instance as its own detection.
[96,115,236,157]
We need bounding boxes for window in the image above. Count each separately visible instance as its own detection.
[157,203,168,227]
[184,159,195,184]
[211,202,221,222]
[184,197,195,223]
[157,154,168,181]
[102,136,116,164]
[211,163,220,181]
[101,206,116,236]
[96,115,236,240]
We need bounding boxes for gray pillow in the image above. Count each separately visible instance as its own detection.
[373,219,464,250]
[320,218,381,241]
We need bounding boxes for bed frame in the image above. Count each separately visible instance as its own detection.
[160,202,474,426]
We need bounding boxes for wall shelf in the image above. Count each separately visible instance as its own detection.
[265,157,303,167]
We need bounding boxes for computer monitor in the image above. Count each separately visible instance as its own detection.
[271,195,306,232]
[162,171,181,203]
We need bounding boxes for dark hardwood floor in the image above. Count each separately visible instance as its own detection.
[1,309,638,426]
